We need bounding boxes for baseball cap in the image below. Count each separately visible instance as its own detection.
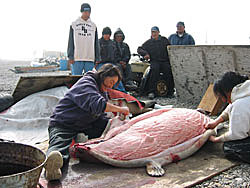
[151,26,160,32]
[176,21,185,27]
[81,3,91,12]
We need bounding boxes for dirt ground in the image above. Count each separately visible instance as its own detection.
[0,59,245,187]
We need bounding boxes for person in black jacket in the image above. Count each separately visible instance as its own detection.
[96,27,114,69]
[113,28,136,90]
[137,26,175,98]
[97,27,126,93]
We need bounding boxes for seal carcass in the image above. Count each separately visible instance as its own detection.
[72,108,215,176]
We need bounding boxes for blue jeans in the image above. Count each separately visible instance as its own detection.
[71,61,94,75]
[96,62,127,93]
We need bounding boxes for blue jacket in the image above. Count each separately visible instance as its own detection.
[168,32,195,45]
[50,71,109,131]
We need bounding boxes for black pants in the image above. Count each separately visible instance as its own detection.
[116,63,133,84]
[223,137,250,163]
[141,61,175,95]
[46,118,108,167]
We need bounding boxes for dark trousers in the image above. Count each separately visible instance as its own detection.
[223,137,250,163]
[143,61,175,95]
[116,63,133,84]
[46,119,108,167]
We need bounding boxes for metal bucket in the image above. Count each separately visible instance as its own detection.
[0,142,47,188]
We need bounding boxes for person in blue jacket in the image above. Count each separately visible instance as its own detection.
[168,21,195,45]
[44,64,129,181]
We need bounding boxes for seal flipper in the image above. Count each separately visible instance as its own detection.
[146,161,165,177]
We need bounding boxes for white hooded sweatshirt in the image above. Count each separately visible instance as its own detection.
[221,80,250,141]
[71,17,96,61]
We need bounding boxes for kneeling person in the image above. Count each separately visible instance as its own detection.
[45,64,129,181]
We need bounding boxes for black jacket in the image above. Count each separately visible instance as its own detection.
[113,28,131,64]
[137,35,170,62]
[99,37,115,63]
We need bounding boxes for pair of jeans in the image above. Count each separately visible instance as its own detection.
[71,61,94,75]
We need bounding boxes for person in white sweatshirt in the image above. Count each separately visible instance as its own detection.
[67,3,100,75]
[205,71,250,162]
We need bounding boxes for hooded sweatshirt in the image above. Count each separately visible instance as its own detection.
[67,17,100,62]
[113,28,131,64]
[50,71,109,131]
[219,80,250,141]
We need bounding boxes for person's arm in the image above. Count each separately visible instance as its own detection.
[122,43,131,64]
[67,26,74,63]
[207,115,228,143]
[105,102,129,116]
[168,35,172,44]
[209,135,225,143]
[189,35,195,45]
[137,45,148,57]
[205,105,230,129]
[113,41,121,64]
[205,116,225,129]
[209,103,250,143]
[94,28,101,63]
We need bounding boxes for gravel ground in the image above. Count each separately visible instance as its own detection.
[1,59,250,187]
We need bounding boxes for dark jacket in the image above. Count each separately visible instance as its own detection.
[137,35,170,62]
[99,37,115,63]
[50,71,109,131]
[113,28,131,64]
[168,32,195,45]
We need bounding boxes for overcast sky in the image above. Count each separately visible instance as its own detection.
[0,0,250,60]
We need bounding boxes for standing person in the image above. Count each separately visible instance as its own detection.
[113,28,136,90]
[96,27,114,70]
[97,27,126,93]
[44,64,130,181]
[67,3,101,75]
[205,71,250,163]
[137,26,175,99]
[168,21,195,45]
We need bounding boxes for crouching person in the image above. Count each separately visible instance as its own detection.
[205,71,250,163]
[44,64,129,181]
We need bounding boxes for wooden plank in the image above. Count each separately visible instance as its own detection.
[11,66,60,73]
[12,75,82,102]
[197,84,223,116]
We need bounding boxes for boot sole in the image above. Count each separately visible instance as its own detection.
[44,151,63,181]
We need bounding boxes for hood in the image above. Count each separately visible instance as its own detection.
[231,80,250,102]
[113,28,125,41]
